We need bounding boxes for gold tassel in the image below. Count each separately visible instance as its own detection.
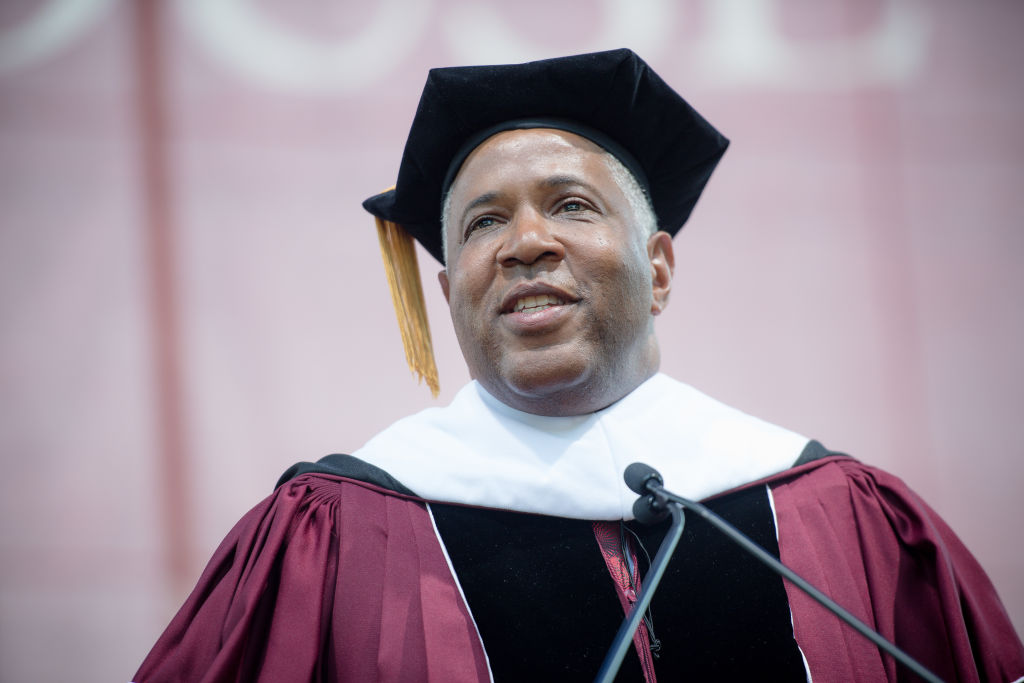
[374,215,440,397]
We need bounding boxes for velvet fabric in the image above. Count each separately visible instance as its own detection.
[770,458,1024,682]
[430,486,806,680]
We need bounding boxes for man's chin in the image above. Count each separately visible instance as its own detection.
[481,356,599,416]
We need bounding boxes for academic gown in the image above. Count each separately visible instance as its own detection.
[134,377,1024,682]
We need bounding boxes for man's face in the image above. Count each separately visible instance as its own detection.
[439,128,673,416]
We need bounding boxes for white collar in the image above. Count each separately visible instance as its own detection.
[353,373,808,520]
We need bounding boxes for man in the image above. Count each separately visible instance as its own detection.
[135,49,1024,682]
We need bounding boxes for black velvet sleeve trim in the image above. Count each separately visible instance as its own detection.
[794,439,850,467]
[275,453,416,495]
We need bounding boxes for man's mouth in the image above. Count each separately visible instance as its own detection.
[513,294,565,313]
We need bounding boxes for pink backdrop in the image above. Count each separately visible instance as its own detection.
[1,1,1022,679]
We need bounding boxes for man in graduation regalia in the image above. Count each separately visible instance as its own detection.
[135,49,1024,682]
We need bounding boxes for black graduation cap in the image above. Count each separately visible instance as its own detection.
[361,49,728,397]
[364,48,728,264]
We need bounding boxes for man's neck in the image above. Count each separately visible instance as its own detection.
[480,366,659,417]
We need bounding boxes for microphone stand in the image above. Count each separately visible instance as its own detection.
[592,502,684,683]
[595,463,946,683]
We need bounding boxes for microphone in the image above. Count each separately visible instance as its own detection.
[624,462,669,524]
[609,462,946,683]
[594,464,685,683]
[623,462,662,493]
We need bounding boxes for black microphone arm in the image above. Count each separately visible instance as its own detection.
[600,462,945,683]
[593,494,684,683]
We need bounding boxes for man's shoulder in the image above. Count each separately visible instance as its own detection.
[754,447,935,522]
[276,453,417,496]
[700,441,849,500]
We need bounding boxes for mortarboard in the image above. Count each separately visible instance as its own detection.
[363,48,729,396]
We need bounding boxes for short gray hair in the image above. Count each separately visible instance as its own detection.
[605,152,657,238]
[440,151,657,266]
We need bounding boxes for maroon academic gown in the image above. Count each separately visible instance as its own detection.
[134,456,1024,682]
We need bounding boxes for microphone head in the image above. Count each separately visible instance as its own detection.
[624,462,663,495]
[633,494,670,524]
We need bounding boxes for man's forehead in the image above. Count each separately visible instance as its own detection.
[452,174,612,216]
[450,128,609,196]
[466,127,604,157]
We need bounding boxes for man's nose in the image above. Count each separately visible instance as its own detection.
[496,208,565,267]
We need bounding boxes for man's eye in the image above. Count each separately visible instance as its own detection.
[464,216,496,239]
[558,199,592,214]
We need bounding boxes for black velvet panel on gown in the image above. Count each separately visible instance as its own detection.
[430,485,807,682]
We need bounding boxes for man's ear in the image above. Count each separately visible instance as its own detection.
[438,269,451,303]
[648,231,674,315]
